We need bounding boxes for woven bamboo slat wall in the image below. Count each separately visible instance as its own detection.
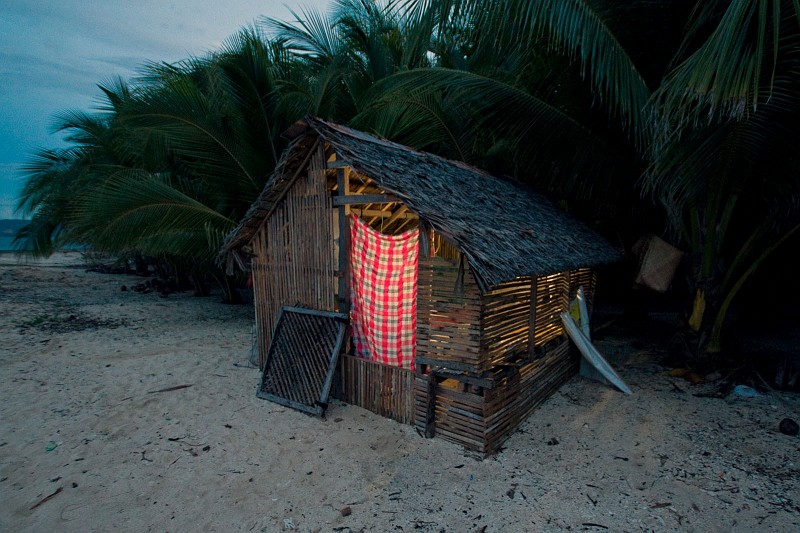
[411,265,594,454]
[481,277,534,368]
[533,272,571,347]
[413,339,578,454]
[250,145,336,367]
[338,354,415,424]
[483,340,578,453]
[569,268,597,311]
[413,376,486,451]
[416,255,483,373]
[479,268,595,369]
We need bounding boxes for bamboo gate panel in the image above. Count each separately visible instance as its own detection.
[257,307,347,416]
[338,355,415,424]
[250,146,336,367]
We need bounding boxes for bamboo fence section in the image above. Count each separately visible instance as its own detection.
[257,306,347,416]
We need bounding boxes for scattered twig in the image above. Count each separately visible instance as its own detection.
[581,523,608,529]
[147,384,193,394]
[651,502,672,508]
[30,487,63,510]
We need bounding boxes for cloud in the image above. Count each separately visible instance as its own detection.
[0,0,330,217]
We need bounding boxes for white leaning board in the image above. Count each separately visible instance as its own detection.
[561,312,632,395]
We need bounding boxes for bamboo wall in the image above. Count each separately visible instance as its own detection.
[482,339,578,453]
[481,277,534,367]
[413,265,597,454]
[250,145,336,367]
[417,255,597,376]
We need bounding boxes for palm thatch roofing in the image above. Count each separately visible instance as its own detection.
[220,116,620,292]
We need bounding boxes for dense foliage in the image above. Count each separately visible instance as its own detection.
[16,0,800,356]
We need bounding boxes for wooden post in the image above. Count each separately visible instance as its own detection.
[528,276,538,357]
[337,167,351,315]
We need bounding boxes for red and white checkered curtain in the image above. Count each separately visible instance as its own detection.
[349,215,418,370]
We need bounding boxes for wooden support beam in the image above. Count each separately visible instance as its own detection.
[333,194,400,206]
[351,209,417,219]
[384,205,409,226]
[337,168,351,315]
[528,276,538,357]
[431,368,494,389]
[415,356,478,374]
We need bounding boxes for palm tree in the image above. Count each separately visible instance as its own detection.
[646,0,800,354]
[392,0,800,358]
[17,0,799,356]
[16,28,293,301]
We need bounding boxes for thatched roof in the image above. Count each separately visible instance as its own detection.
[221,117,620,291]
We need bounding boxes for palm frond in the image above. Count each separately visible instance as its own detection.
[262,5,342,62]
[654,0,800,129]
[646,65,800,219]
[73,171,236,260]
[507,0,653,145]
[358,68,613,187]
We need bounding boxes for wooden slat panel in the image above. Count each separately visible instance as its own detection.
[414,375,488,453]
[534,272,570,346]
[481,276,533,368]
[412,338,579,455]
[416,253,484,373]
[482,340,578,454]
[257,307,348,416]
[569,267,597,314]
[338,355,415,424]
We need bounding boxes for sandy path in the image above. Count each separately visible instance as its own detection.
[1,253,799,532]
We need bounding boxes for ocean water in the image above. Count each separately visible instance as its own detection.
[0,235,24,251]
[0,237,85,252]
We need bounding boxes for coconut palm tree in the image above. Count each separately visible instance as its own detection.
[17,0,799,355]
[646,0,800,354]
[391,0,800,358]
[16,28,293,301]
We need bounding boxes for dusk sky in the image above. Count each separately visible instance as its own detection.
[0,0,328,220]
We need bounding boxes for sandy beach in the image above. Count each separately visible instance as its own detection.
[1,252,799,532]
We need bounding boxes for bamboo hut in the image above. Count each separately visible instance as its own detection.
[220,116,621,454]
